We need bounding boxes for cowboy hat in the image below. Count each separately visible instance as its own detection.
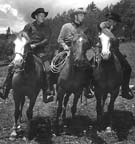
[73,7,86,15]
[106,12,121,22]
[70,8,86,19]
[31,8,48,19]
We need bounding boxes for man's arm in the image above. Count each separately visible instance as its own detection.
[100,22,115,39]
[23,23,32,34]
[31,25,52,49]
[57,24,69,50]
[31,38,48,47]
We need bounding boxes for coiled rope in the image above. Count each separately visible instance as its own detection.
[50,50,70,73]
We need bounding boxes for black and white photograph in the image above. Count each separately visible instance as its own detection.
[0,0,135,143]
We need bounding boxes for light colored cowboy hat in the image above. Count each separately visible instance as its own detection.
[31,8,48,19]
[73,7,86,15]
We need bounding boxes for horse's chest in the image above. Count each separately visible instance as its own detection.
[93,65,122,89]
[60,71,87,91]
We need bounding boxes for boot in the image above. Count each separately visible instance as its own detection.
[121,87,134,100]
[43,85,54,103]
[84,86,94,99]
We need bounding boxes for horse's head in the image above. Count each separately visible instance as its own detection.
[12,32,30,68]
[71,33,90,65]
[99,33,111,60]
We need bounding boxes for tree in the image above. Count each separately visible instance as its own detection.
[112,0,135,39]
[6,27,11,38]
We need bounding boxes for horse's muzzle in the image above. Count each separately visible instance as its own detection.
[101,53,111,60]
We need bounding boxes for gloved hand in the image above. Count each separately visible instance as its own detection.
[63,44,69,51]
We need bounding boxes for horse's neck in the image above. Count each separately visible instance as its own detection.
[69,52,74,64]
[24,53,35,73]
[112,53,122,72]
[96,54,121,73]
[68,53,85,75]
[68,52,78,70]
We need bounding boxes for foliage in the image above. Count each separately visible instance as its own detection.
[0,0,135,60]
[112,0,135,39]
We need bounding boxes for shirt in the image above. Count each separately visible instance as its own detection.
[23,21,52,53]
[57,23,82,48]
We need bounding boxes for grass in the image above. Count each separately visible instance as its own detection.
[119,42,135,83]
[0,42,135,144]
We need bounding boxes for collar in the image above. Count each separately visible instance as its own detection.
[33,21,44,27]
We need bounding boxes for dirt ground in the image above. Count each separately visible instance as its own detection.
[0,42,135,144]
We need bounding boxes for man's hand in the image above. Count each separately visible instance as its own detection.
[63,45,69,50]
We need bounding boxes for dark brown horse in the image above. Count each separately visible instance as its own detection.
[10,32,46,139]
[93,33,123,131]
[56,33,92,123]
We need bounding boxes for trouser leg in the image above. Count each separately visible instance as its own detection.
[117,51,131,89]
[116,51,133,99]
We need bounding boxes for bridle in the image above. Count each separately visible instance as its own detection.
[14,52,24,58]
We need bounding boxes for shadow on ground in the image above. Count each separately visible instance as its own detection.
[100,110,135,141]
[53,110,135,143]
[15,110,135,144]
[54,115,108,144]
[111,110,134,141]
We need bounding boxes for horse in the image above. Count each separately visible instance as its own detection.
[56,32,92,124]
[92,33,123,131]
[10,32,46,139]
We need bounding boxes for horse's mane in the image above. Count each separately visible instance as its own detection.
[24,52,35,73]
[14,31,34,73]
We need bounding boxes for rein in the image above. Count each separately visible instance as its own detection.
[14,52,24,58]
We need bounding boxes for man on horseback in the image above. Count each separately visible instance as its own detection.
[0,8,53,103]
[57,8,94,98]
[99,12,133,99]
[58,8,86,51]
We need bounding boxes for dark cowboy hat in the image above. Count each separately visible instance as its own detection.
[31,8,48,19]
[106,12,121,22]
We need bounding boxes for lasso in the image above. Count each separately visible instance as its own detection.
[50,50,70,73]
